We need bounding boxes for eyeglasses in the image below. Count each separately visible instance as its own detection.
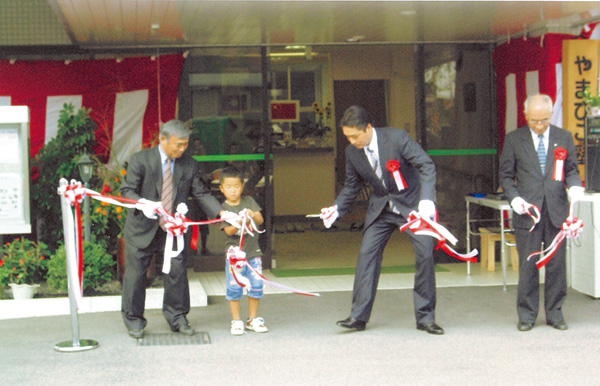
[528,118,551,125]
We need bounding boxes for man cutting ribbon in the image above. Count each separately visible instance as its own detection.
[119,119,231,340]
[499,94,583,332]
[319,105,444,335]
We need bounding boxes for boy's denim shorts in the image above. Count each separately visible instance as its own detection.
[225,256,264,301]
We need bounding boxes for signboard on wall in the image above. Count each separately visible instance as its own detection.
[562,39,600,179]
[0,106,31,234]
[270,100,300,122]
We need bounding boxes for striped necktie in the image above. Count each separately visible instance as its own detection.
[537,134,546,174]
[160,157,173,230]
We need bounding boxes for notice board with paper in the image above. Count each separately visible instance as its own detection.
[0,106,31,234]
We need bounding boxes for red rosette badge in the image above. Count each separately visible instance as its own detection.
[385,160,407,191]
[552,147,567,181]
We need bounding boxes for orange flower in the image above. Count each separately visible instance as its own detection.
[120,169,127,176]
[19,258,24,266]
[114,177,119,183]
[95,207,102,213]
[101,201,109,207]
[102,209,107,216]
[116,207,122,213]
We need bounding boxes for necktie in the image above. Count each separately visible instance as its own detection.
[366,147,382,180]
[160,157,173,230]
[537,134,546,174]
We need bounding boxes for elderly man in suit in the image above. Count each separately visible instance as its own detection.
[120,119,226,339]
[500,94,584,332]
[321,105,443,334]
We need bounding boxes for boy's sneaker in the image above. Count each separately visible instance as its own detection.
[246,317,268,333]
[231,320,245,335]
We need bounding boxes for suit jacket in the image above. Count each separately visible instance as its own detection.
[121,146,222,250]
[499,125,581,229]
[334,127,436,229]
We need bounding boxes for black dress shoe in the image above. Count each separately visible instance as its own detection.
[417,322,444,335]
[517,322,534,331]
[548,320,568,330]
[173,324,195,336]
[128,329,144,339]
[336,317,366,331]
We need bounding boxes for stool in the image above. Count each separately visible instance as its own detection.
[478,227,519,272]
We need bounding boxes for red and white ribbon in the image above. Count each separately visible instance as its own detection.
[524,203,541,232]
[57,179,85,308]
[386,160,407,191]
[58,180,244,279]
[399,211,478,262]
[527,214,584,269]
[227,246,251,288]
[228,211,320,297]
[552,147,567,182]
[160,203,189,274]
[59,180,320,297]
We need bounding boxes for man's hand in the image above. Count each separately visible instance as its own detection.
[510,197,529,215]
[135,198,162,219]
[568,186,585,203]
[417,200,436,221]
[320,205,338,229]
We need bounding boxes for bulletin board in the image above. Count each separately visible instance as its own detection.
[0,106,31,234]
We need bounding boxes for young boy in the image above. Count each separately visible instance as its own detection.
[219,166,268,335]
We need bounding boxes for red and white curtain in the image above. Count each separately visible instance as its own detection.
[0,54,185,165]
[493,23,600,152]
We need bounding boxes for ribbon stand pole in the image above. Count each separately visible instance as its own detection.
[54,179,99,352]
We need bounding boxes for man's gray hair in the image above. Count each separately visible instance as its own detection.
[524,94,553,114]
[160,119,191,139]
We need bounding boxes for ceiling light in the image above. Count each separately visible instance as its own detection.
[268,52,318,57]
[285,45,306,50]
[400,10,416,16]
[346,35,365,43]
[151,23,160,30]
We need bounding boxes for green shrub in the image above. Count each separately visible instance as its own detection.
[32,103,98,252]
[47,241,115,293]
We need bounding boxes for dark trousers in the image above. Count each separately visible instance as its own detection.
[515,202,567,324]
[350,209,437,324]
[121,230,191,331]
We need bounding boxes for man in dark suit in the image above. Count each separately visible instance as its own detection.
[499,94,583,332]
[321,105,443,334]
[120,119,226,339]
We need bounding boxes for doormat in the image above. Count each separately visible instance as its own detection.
[270,265,449,277]
[137,332,211,347]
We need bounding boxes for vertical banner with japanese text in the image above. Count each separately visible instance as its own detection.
[562,40,600,180]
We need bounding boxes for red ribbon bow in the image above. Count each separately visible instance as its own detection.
[400,211,478,262]
[527,214,583,269]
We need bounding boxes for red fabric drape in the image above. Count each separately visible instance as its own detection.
[492,34,574,152]
[0,54,185,159]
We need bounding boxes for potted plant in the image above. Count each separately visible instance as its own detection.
[0,237,50,299]
[581,87,600,115]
